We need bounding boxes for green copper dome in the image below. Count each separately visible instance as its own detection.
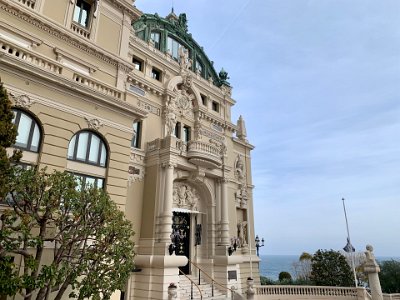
[132,11,230,87]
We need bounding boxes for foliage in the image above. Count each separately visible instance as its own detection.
[343,251,367,286]
[311,249,354,287]
[293,252,312,282]
[260,276,275,285]
[0,168,135,300]
[0,79,21,199]
[379,260,400,293]
[278,271,292,283]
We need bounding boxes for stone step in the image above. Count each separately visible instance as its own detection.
[179,275,227,299]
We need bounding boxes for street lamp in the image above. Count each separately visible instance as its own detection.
[255,235,264,256]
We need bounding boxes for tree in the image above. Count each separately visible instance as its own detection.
[260,276,275,285]
[0,79,21,199]
[311,249,354,287]
[0,168,135,300]
[379,260,400,293]
[293,252,312,282]
[278,271,292,283]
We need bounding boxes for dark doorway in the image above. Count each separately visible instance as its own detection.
[171,212,190,274]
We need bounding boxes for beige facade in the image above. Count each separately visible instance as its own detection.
[0,0,260,299]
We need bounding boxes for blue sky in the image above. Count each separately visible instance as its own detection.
[135,0,400,257]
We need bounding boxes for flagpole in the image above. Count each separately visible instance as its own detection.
[342,197,358,287]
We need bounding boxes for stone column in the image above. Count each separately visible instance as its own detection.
[363,245,383,300]
[160,162,176,243]
[220,178,230,245]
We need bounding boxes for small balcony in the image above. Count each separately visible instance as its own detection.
[187,140,222,169]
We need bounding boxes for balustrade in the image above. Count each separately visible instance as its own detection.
[0,40,62,74]
[256,285,359,298]
[70,23,91,39]
[73,73,122,99]
[15,0,36,9]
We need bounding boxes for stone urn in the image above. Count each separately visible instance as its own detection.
[247,277,255,299]
[168,283,178,300]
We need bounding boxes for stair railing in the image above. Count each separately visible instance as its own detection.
[179,268,203,300]
[188,259,237,299]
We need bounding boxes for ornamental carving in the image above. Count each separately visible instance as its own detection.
[234,154,248,207]
[12,94,35,109]
[179,47,192,74]
[237,221,248,247]
[173,182,199,211]
[164,76,195,136]
[128,166,145,185]
[172,88,195,116]
[85,117,104,131]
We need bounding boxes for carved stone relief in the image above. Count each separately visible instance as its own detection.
[84,117,104,131]
[234,154,248,207]
[237,221,248,247]
[173,182,200,211]
[128,150,145,184]
[11,94,35,109]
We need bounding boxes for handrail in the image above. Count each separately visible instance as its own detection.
[179,268,203,300]
[188,259,236,298]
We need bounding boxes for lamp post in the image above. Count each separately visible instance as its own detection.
[255,235,264,257]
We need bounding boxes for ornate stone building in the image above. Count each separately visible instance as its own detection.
[0,0,259,299]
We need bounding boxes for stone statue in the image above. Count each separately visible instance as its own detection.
[165,107,177,136]
[237,221,248,247]
[235,154,246,184]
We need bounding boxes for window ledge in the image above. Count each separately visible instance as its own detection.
[66,160,106,178]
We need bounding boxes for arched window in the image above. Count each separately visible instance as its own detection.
[67,131,107,167]
[12,109,41,152]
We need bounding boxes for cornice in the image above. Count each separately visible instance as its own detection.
[0,53,148,119]
[106,0,141,20]
[0,0,132,71]
[127,72,164,96]
[198,110,236,133]
[8,87,134,134]
[232,137,255,150]
[0,20,42,47]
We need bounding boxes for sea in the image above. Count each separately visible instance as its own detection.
[259,255,400,281]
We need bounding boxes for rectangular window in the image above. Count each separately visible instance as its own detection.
[150,32,161,50]
[132,121,142,149]
[183,125,191,142]
[151,68,161,81]
[212,101,220,112]
[132,56,143,71]
[201,94,207,106]
[174,122,181,138]
[73,0,91,28]
[73,173,104,191]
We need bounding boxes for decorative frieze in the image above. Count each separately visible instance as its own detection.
[173,182,199,211]
[200,128,225,142]
[137,100,160,116]
[11,94,35,109]
[84,117,104,131]
[128,149,145,184]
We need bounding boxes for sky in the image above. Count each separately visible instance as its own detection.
[135,0,400,257]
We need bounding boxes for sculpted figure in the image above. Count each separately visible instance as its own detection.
[177,185,187,206]
[237,221,248,247]
[165,108,177,136]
